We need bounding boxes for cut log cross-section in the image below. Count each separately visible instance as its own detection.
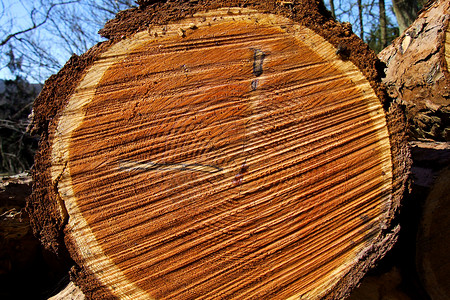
[27,2,409,299]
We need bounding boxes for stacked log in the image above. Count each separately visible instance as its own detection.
[0,174,72,299]
[416,164,450,300]
[0,173,35,277]
[379,1,450,298]
[378,0,450,141]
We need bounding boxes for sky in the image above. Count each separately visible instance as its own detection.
[0,0,397,82]
[0,0,108,81]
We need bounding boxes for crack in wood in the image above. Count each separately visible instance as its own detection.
[252,48,265,77]
[118,160,223,173]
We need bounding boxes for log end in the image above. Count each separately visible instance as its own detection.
[28,2,410,299]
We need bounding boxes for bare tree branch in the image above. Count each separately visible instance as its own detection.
[0,0,79,47]
[357,0,364,40]
[0,1,6,21]
[379,0,388,48]
[329,0,336,18]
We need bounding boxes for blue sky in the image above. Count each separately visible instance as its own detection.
[0,0,108,81]
[0,0,397,82]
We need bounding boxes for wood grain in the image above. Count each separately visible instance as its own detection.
[50,9,393,299]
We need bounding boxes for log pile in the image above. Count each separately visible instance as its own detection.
[416,164,450,300]
[377,1,450,298]
[0,173,71,299]
[26,0,413,299]
[0,173,34,276]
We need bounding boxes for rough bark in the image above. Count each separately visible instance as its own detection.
[378,0,450,141]
[27,1,410,299]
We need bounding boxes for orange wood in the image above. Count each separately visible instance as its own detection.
[50,9,393,299]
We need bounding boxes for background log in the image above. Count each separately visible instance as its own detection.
[378,0,450,141]
[27,1,409,299]
[0,173,72,299]
[0,173,34,277]
[379,1,450,296]
[414,143,450,300]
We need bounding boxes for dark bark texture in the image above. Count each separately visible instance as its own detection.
[379,0,450,141]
